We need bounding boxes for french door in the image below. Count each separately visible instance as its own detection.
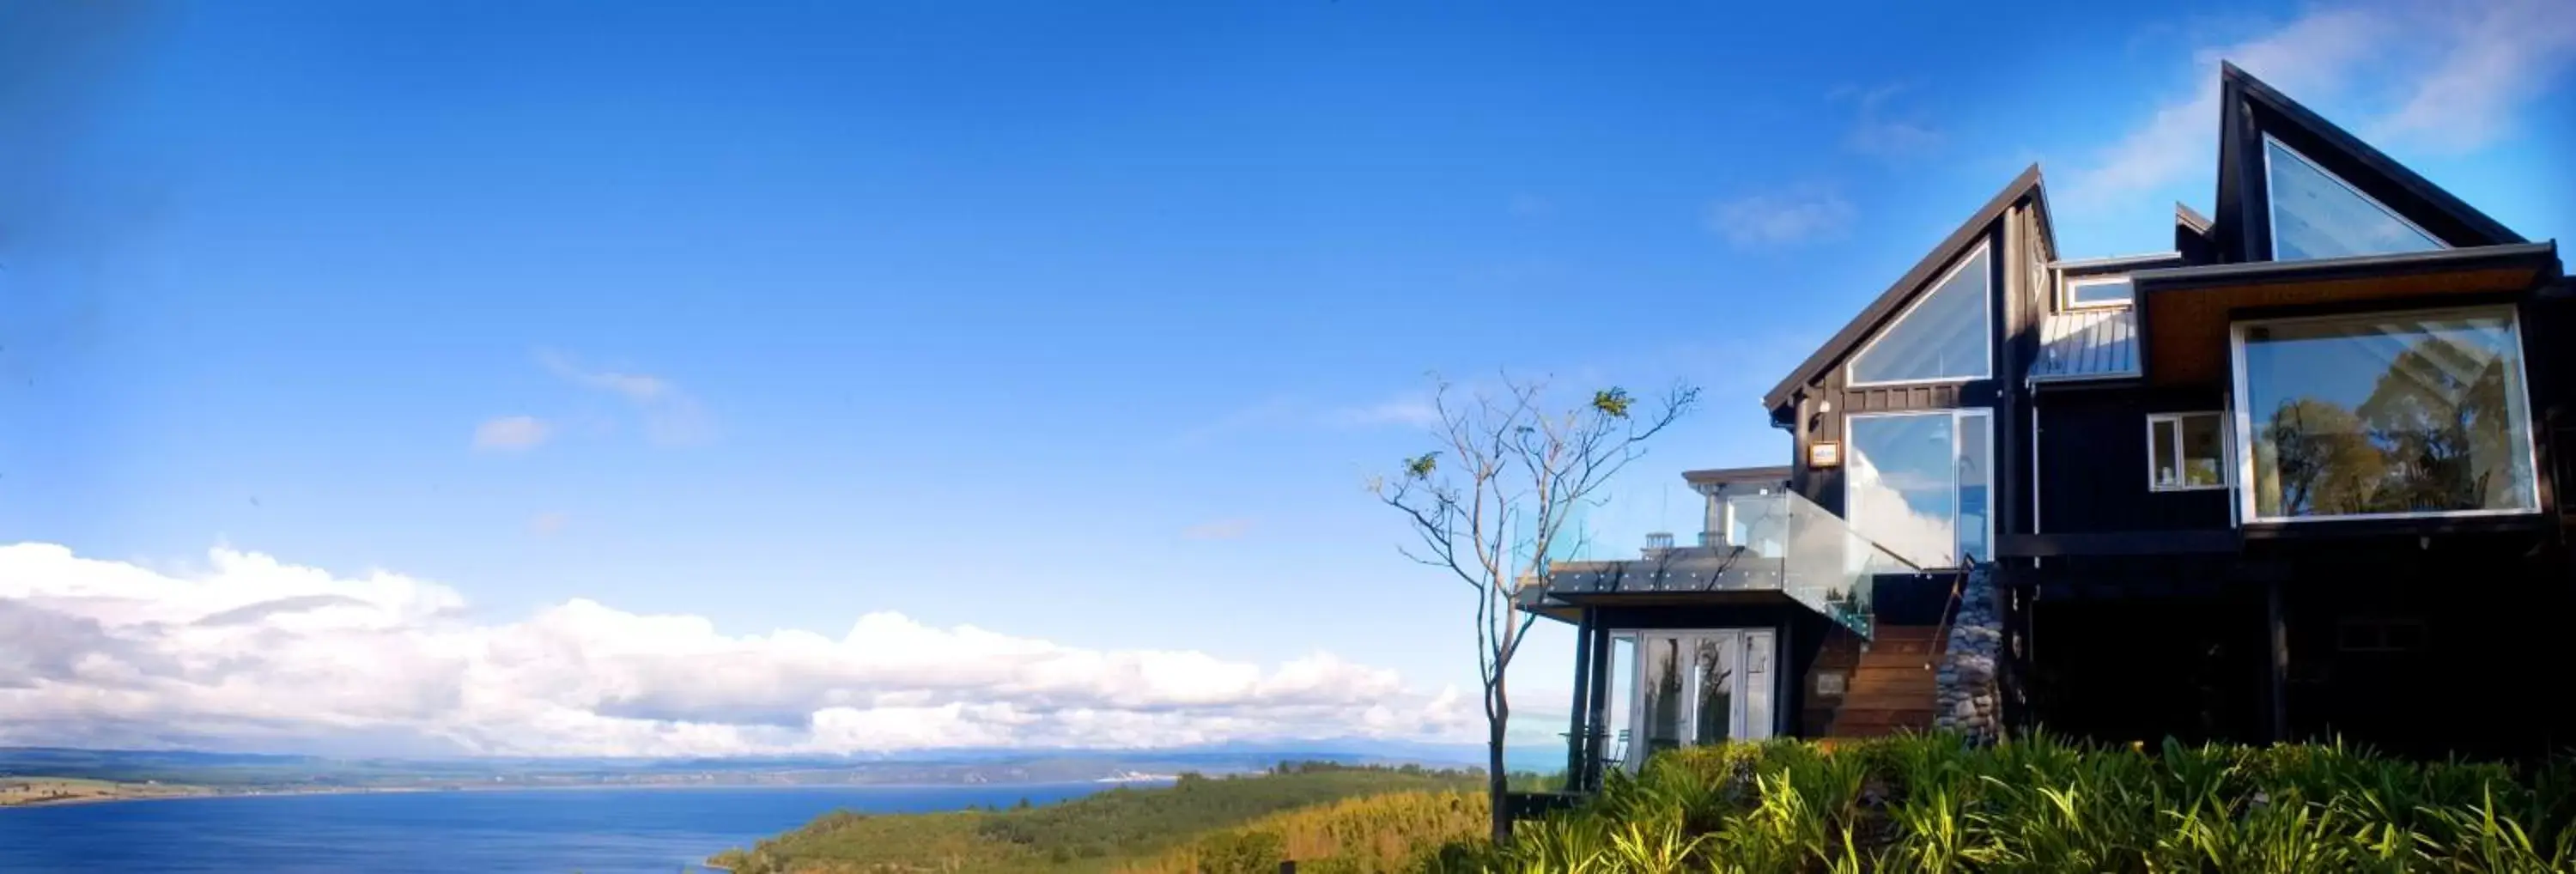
[1619,628,1777,770]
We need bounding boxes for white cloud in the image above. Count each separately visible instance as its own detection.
[1707,186,1856,248]
[1835,83,1942,159]
[538,349,714,446]
[2070,0,2576,207]
[472,416,552,452]
[2377,0,2576,149]
[0,543,1473,756]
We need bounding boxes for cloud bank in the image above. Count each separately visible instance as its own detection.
[0,543,1472,757]
[2070,0,2576,206]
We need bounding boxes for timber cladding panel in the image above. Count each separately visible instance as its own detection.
[2142,266,2541,386]
[2033,389,2234,533]
[1843,383,1965,412]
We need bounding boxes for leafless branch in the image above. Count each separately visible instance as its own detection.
[1369,372,1698,842]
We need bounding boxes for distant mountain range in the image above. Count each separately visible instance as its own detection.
[0,740,1558,792]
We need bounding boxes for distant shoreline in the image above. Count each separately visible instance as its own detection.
[0,778,1175,811]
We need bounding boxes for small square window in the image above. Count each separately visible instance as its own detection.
[2063,276,2132,309]
[2148,412,2229,491]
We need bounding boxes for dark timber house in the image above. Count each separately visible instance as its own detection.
[1521,64,2573,795]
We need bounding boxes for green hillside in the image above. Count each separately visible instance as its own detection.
[707,763,1479,873]
[1431,734,2576,873]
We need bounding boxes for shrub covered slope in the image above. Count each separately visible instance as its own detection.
[706,763,1478,873]
[1437,734,2576,873]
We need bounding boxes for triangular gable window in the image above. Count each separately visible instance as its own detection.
[1848,243,1991,385]
[2263,135,2445,261]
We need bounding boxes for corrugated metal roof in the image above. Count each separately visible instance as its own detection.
[2028,308,2140,381]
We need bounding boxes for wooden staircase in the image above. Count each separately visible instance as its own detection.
[1827,625,1941,737]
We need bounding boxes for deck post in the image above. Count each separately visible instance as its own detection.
[1583,620,1613,790]
[1564,607,1595,782]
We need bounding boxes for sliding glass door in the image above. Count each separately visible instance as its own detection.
[1621,628,1777,770]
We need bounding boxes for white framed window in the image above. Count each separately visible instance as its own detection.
[2229,306,2540,523]
[2262,134,2445,262]
[1847,243,1993,387]
[1843,409,1992,568]
[2147,412,2229,491]
[2062,275,2133,310]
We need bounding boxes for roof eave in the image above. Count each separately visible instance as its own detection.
[2129,240,2561,292]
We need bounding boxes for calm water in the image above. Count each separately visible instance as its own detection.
[0,782,1138,872]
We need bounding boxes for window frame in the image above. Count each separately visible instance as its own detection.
[2061,275,2134,311]
[2226,304,2543,524]
[2260,133,2447,262]
[1845,241,1995,389]
[2145,411,2231,493]
[1841,408,1994,568]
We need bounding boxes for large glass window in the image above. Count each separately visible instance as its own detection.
[2234,308,2537,521]
[1848,244,1992,385]
[2264,136,2445,262]
[1844,410,1992,567]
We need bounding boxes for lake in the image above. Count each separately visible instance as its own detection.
[0,781,1142,872]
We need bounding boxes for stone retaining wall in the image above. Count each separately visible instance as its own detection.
[1933,561,2002,742]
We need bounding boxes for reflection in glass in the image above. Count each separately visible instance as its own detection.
[1849,246,1991,385]
[2066,276,2133,307]
[1637,636,1686,759]
[1690,636,1735,746]
[2241,310,2536,519]
[1725,494,1788,558]
[1741,631,1776,741]
[2152,414,2228,489]
[2178,416,2225,487]
[2266,138,2443,261]
[1957,415,1990,563]
[1606,636,1637,770]
[2153,421,2182,486]
[1847,413,1959,567]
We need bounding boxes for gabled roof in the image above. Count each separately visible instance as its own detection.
[2173,203,2215,264]
[2215,63,2524,262]
[1761,164,2044,410]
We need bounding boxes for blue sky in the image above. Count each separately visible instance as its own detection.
[1,1,2568,756]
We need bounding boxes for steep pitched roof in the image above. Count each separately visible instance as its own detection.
[1760,164,2044,410]
[2215,63,2524,262]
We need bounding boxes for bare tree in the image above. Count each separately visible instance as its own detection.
[1370,374,1698,842]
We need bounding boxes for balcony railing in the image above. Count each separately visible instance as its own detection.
[1525,490,1917,638]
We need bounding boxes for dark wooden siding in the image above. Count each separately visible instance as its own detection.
[2524,291,2573,519]
[2002,202,2052,543]
[2033,387,2234,533]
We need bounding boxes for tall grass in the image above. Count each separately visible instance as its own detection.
[1421,734,2576,873]
[1121,789,1487,874]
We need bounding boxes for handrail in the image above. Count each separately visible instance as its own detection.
[1923,564,1973,669]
